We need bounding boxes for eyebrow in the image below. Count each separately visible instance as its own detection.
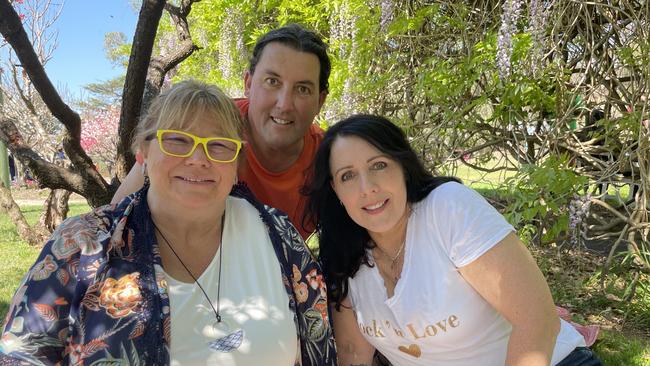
[263,70,317,87]
[332,154,388,177]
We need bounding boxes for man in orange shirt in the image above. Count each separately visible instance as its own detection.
[112,24,329,239]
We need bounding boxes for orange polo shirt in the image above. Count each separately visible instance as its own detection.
[234,99,323,239]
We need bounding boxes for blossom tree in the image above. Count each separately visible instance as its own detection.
[80,106,119,177]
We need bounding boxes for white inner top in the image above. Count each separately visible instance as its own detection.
[164,196,297,366]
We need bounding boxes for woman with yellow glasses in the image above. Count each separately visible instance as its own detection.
[0,80,336,365]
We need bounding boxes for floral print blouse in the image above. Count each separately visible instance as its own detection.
[0,184,337,365]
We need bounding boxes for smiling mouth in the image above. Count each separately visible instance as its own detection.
[364,199,388,211]
[271,117,292,125]
[178,176,214,183]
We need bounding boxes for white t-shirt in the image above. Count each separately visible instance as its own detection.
[348,182,585,366]
[164,196,298,366]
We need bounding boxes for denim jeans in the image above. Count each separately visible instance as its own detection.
[556,347,603,366]
[373,347,602,366]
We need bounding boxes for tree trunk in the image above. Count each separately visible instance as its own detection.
[0,182,47,246]
[39,189,72,232]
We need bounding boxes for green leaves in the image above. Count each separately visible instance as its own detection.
[504,155,588,244]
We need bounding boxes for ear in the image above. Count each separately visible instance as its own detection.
[135,150,145,164]
[244,70,252,97]
[317,90,328,111]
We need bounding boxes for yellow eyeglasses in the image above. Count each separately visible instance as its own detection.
[154,130,242,163]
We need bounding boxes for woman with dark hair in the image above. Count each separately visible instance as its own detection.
[304,114,600,366]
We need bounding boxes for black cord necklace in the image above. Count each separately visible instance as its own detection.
[152,215,225,324]
[152,213,245,353]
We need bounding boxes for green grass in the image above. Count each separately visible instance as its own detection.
[440,158,517,190]
[0,203,90,320]
[594,330,650,365]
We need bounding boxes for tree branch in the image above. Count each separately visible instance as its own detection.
[115,0,167,179]
[0,118,112,206]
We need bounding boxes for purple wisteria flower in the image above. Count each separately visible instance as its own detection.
[526,0,553,76]
[380,0,394,31]
[218,8,246,92]
[568,193,592,246]
[497,0,523,81]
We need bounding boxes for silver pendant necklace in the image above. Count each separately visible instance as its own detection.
[374,239,406,270]
[153,214,243,353]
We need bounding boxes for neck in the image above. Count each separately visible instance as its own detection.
[247,130,304,173]
[148,196,225,250]
[369,206,410,256]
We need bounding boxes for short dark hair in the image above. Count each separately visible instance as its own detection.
[303,114,459,309]
[249,24,331,93]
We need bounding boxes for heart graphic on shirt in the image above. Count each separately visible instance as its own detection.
[398,344,421,358]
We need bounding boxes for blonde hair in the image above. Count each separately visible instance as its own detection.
[131,80,243,154]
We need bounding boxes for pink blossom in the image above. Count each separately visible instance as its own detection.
[81,106,120,173]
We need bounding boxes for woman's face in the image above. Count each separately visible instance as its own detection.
[143,113,238,212]
[329,135,408,237]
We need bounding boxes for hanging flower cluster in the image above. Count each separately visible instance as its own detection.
[568,193,592,246]
[379,0,394,31]
[328,2,362,119]
[526,0,553,76]
[496,0,523,81]
[217,7,246,95]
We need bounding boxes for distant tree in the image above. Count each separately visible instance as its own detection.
[104,31,131,68]
[77,75,125,110]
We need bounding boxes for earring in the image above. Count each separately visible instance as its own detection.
[141,162,150,186]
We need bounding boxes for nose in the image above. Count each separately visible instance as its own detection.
[275,86,294,113]
[185,143,211,166]
[359,173,379,196]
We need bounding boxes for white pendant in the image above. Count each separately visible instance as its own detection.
[208,319,244,353]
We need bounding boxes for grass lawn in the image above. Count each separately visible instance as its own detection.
[1,198,649,364]
[0,202,91,320]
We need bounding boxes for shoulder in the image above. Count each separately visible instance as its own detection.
[309,123,324,136]
[226,195,259,217]
[230,183,313,266]
[47,205,117,258]
[49,190,143,260]
[422,181,488,208]
[232,97,249,116]
[427,180,470,197]
[308,123,324,144]
[419,181,467,209]
[230,183,301,239]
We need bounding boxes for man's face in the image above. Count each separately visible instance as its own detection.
[244,42,327,153]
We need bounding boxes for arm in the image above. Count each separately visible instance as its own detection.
[111,162,145,204]
[332,298,376,366]
[459,232,560,366]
